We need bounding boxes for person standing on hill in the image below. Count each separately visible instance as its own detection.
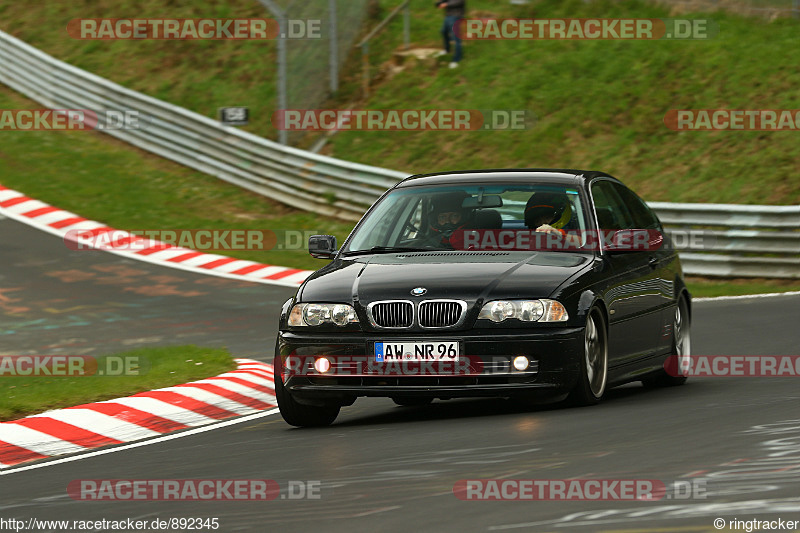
[436,0,466,69]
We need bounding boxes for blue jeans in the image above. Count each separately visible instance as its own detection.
[441,15,463,63]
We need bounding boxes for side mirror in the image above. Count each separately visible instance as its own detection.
[605,229,662,253]
[308,235,337,259]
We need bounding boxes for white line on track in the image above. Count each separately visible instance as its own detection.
[694,290,800,302]
[0,408,280,476]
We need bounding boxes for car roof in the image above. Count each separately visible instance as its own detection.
[396,169,619,188]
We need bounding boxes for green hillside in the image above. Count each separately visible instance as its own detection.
[1,0,798,204]
[323,0,800,205]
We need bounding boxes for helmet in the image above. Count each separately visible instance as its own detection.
[524,192,572,229]
[429,191,470,234]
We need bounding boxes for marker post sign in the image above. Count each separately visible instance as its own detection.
[218,107,249,126]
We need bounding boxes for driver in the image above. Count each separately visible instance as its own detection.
[428,191,471,248]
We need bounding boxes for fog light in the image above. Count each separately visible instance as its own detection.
[314,357,331,374]
[512,356,529,371]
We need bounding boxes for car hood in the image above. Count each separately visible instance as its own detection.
[298,251,593,304]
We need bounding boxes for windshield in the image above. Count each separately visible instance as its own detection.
[343,183,589,254]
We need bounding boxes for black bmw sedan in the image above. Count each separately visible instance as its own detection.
[275,169,691,426]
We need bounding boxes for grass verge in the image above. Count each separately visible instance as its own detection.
[686,277,800,298]
[0,345,237,421]
[0,86,355,272]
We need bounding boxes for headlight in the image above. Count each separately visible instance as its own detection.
[288,303,359,327]
[478,299,568,323]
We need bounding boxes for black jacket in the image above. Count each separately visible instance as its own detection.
[439,0,465,18]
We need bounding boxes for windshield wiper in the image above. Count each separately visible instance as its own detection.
[342,246,441,256]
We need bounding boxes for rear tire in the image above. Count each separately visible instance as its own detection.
[274,366,340,427]
[643,295,690,388]
[392,397,434,407]
[567,307,608,406]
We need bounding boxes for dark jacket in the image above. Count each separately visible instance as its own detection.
[440,0,465,18]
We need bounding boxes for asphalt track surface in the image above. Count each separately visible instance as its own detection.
[0,218,294,359]
[2,215,800,533]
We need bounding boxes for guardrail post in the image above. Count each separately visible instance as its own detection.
[258,0,288,145]
[276,17,288,144]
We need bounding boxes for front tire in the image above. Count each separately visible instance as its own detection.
[274,362,340,427]
[567,307,608,406]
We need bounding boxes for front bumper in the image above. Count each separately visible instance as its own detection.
[276,328,584,402]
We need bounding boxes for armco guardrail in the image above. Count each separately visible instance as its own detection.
[649,202,800,228]
[0,30,403,223]
[0,30,797,278]
[650,203,800,279]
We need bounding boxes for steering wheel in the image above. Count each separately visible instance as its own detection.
[402,220,420,235]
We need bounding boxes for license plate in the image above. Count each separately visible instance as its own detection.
[374,341,459,362]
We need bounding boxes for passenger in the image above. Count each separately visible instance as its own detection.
[524,193,580,248]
